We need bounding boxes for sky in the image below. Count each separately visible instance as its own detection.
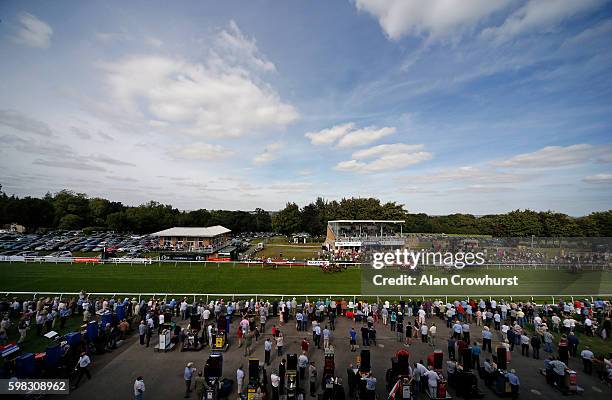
[0,0,611,216]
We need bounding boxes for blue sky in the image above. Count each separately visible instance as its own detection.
[0,0,611,215]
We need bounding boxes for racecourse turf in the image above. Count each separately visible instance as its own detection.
[0,261,610,297]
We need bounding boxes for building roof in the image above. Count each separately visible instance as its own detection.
[151,226,231,237]
[218,246,237,254]
[328,220,405,224]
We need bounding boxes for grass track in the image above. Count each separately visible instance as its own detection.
[0,262,610,297]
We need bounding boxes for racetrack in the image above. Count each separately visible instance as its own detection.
[0,261,610,297]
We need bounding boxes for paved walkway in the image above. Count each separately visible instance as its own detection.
[63,314,611,400]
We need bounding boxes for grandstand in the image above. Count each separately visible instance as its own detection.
[151,226,231,253]
[324,220,406,254]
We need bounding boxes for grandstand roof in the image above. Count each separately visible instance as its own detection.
[151,226,231,237]
[328,220,405,223]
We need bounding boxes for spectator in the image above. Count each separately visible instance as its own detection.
[184,362,196,398]
[276,333,284,356]
[133,376,145,400]
[482,327,492,352]
[236,365,245,396]
[264,338,272,366]
[270,370,280,400]
[531,335,541,359]
[73,352,92,389]
[309,362,317,396]
[507,369,520,400]
[298,352,309,380]
[349,327,357,352]
[580,346,594,375]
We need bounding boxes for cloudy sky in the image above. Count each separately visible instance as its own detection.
[1,0,611,215]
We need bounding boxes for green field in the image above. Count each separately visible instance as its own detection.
[0,262,610,297]
[258,244,321,260]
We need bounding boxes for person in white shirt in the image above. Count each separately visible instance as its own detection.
[429,324,437,347]
[551,314,561,332]
[270,371,280,399]
[236,366,245,395]
[298,352,309,380]
[133,376,145,400]
[581,346,594,374]
[584,317,593,336]
[420,323,429,343]
[323,327,331,349]
[73,352,92,388]
[424,367,439,397]
[418,308,426,324]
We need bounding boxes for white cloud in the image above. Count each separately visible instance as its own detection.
[336,142,432,172]
[304,122,395,148]
[335,159,366,171]
[337,126,396,148]
[494,144,612,168]
[562,19,612,47]
[305,123,355,145]
[95,31,132,43]
[354,0,510,40]
[14,13,53,48]
[170,142,233,161]
[216,20,276,72]
[447,184,516,193]
[99,54,298,138]
[0,109,53,136]
[482,0,605,44]
[146,37,164,47]
[352,143,424,159]
[253,142,284,165]
[403,166,525,184]
[583,173,612,184]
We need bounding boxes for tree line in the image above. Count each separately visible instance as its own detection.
[0,186,610,237]
[0,187,272,234]
[272,198,612,237]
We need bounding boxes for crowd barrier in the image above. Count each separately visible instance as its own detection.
[0,256,609,271]
[1,291,610,305]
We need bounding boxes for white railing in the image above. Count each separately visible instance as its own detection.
[0,257,609,271]
[1,291,610,305]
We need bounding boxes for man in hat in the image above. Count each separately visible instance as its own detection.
[184,362,196,397]
[507,369,520,400]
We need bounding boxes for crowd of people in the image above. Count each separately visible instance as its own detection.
[1,294,611,398]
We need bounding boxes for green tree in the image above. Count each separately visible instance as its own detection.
[272,202,302,235]
[253,208,272,232]
[106,211,129,232]
[58,214,83,230]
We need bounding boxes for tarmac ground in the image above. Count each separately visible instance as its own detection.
[61,313,611,400]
